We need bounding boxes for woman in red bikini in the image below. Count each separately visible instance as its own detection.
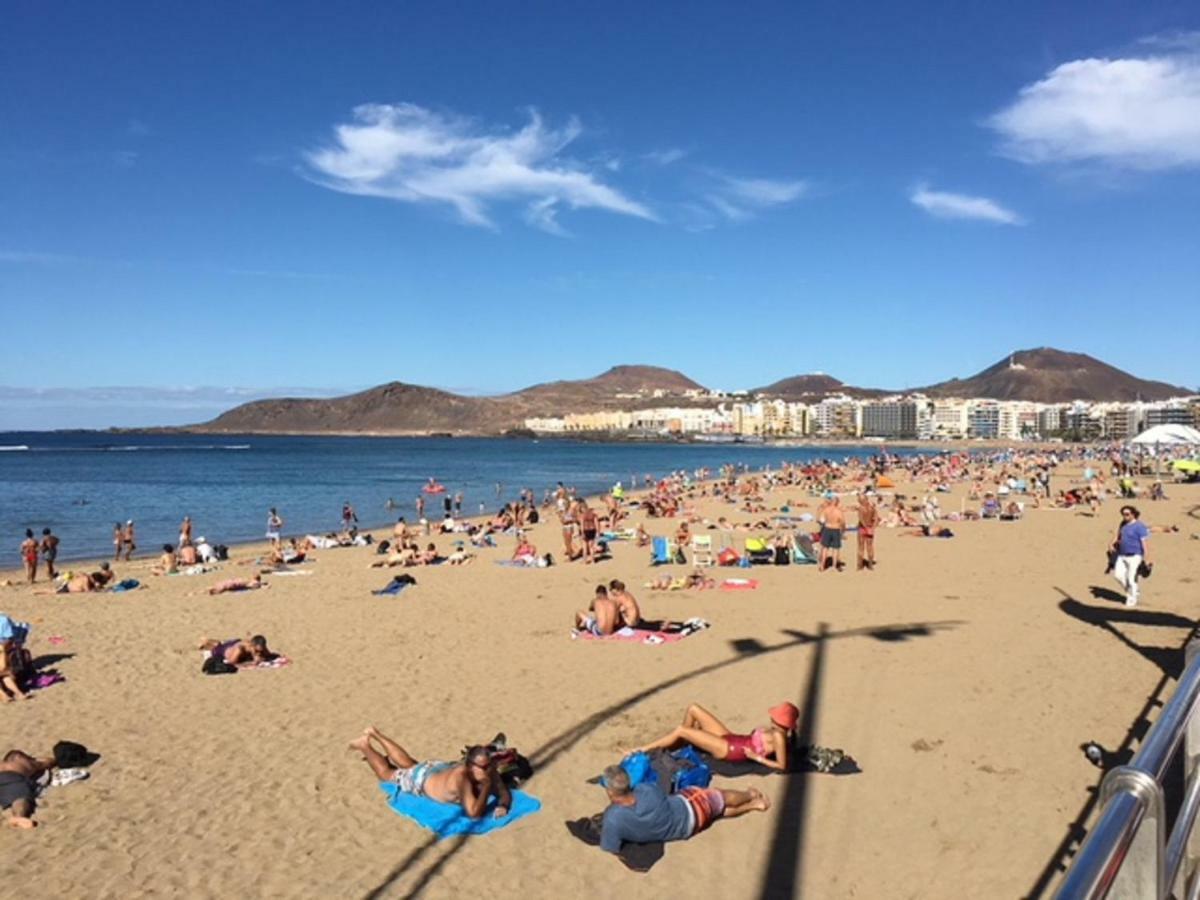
[628,701,799,770]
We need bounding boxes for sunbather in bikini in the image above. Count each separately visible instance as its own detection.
[207,575,264,595]
[348,726,511,820]
[627,702,798,770]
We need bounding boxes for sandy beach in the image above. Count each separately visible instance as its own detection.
[2,461,1198,899]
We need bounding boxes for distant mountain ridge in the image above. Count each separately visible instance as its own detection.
[192,350,1193,435]
[915,348,1189,403]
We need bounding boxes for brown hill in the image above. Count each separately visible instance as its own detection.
[919,348,1191,402]
[194,365,706,435]
[753,373,887,400]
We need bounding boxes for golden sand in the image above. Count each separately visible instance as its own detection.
[1,464,1197,898]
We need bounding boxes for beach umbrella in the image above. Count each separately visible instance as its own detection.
[1173,459,1200,473]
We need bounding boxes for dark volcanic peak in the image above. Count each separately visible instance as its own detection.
[753,373,887,400]
[920,348,1191,403]
[514,364,705,397]
[755,373,845,397]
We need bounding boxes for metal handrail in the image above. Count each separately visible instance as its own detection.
[1055,639,1200,899]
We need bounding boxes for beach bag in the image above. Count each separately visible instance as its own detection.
[669,746,712,792]
[214,544,229,561]
[617,751,657,787]
[717,548,740,566]
[53,740,100,768]
[1138,561,1154,579]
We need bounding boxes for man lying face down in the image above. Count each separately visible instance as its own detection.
[598,765,769,857]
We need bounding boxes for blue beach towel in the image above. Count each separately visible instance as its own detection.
[110,579,141,592]
[372,579,412,596]
[378,782,541,838]
[493,559,535,568]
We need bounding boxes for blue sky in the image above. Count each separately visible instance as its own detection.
[2,1,1199,428]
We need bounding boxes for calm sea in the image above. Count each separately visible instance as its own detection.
[0,432,902,562]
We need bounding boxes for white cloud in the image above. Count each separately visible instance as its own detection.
[644,147,687,165]
[988,43,1200,170]
[703,173,807,222]
[304,103,656,230]
[910,184,1023,225]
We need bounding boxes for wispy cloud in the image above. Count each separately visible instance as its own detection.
[909,184,1023,225]
[303,103,656,232]
[644,147,687,165]
[988,38,1200,170]
[702,173,807,223]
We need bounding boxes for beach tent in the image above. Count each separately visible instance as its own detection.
[876,475,896,489]
[1130,424,1200,446]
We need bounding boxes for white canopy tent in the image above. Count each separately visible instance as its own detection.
[1130,424,1200,446]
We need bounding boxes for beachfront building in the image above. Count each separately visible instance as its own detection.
[1038,405,1066,437]
[810,396,862,438]
[861,399,918,439]
[932,399,971,440]
[1144,402,1195,429]
[968,401,1001,439]
[1102,404,1141,441]
[524,416,567,433]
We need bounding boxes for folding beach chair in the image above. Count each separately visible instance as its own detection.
[690,534,715,567]
[650,537,672,566]
[791,534,819,565]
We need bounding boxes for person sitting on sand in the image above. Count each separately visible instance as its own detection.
[207,575,264,595]
[199,634,275,665]
[0,749,55,828]
[512,533,538,565]
[608,579,641,629]
[418,543,440,565]
[151,544,178,576]
[1,637,33,701]
[575,585,620,636]
[627,702,798,770]
[179,543,199,566]
[598,764,768,858]
[349,727,511,820]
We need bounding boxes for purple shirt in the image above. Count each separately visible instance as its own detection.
[1117,520,1149,556]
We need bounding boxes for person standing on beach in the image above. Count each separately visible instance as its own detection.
[40,528,59,581]
[179,516,193,548]
[856,492,877,571]
[415,495,425,520]
[19,530,38,583]
[453,492,463,517]
[122,520,136,561]
[342,502,358,532]
[266,508,283,547]
[1112,505,1151,608]
[113,522,124,560]
[817,493,846,572]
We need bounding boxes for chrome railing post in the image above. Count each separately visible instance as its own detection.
[1184,639,1200,896]
[1100,768,1164,900]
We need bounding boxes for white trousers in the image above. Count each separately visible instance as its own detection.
[1113,554,1142,604]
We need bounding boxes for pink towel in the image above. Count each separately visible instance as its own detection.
[574,627,687,644]
[720,578,759,591]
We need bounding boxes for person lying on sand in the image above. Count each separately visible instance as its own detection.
[207,575,265,595]
[446,547,474,565]
[575,585,620,636]
[349,727,511,820]
[34,562,116,595]
[198,634,275,665]
[598,765,768,858]
[0,749,55,828]
[626,702,798,770]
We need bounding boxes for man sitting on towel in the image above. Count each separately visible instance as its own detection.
[349,727,511,820]
[598,766,768,857]
[574,585,620,636]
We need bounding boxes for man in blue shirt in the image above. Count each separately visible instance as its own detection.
[1112,505,1151,607]
[598,765,769,857]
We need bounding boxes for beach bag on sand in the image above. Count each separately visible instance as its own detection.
[214,545,229,561]
[466,733,534,786]
[717,548,740,566]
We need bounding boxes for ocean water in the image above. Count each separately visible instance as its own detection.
[1,432,900,562]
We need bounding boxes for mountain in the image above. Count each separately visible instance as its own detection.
[753,373,886,399]
[195,365,705,435]
[917,348,1191,403]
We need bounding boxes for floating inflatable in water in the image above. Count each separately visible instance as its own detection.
[422,480,446,494]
